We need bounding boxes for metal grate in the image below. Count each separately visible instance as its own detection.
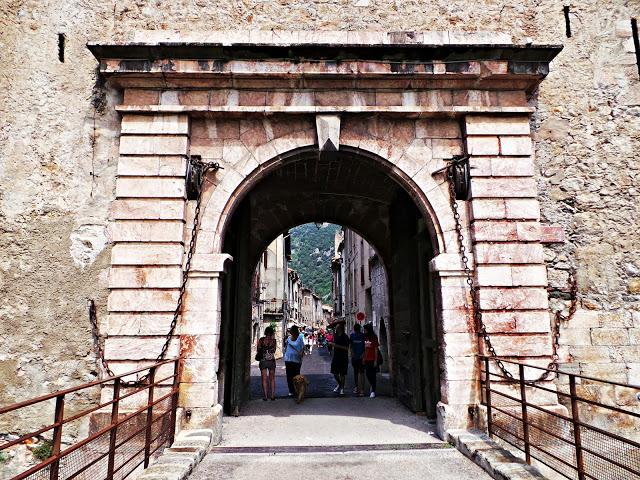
[0,359,180,480]
[481,356,640,480]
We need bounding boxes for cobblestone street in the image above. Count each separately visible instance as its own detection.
[250,344,392,399]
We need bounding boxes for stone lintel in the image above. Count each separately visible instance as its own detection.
[115,105,535,115]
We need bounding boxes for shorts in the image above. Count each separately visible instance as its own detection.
[351,358,363,372]
[259,359,276,371]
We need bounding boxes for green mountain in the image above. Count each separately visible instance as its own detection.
[289,223,340,302]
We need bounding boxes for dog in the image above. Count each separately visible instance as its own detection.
[292,374,309,404]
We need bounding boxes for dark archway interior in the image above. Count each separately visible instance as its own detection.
[220,148,441,417]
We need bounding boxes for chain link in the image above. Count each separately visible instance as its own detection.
[445,161,577,383]
[89,156,221,387]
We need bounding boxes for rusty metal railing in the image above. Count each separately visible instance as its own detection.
[481,355,640,480]
[0,359,180,480]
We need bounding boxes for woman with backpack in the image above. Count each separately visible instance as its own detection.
[256,326,277,401]
[363,323,381,398]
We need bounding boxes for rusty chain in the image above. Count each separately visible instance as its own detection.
[445,160,577,383]
[89,156,221,387]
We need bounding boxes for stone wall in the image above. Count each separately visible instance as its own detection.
[1,0,639,434]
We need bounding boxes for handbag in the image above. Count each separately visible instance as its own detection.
[255,341,263,362]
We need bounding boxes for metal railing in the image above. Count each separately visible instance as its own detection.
[263,300,285,314]
[481,355,640,480]
[0,359,180,480]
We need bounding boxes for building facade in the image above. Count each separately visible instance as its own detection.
[2,0,639,443]
[250,235,289,358]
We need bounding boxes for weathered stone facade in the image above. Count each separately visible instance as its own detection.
[1,1,639,440]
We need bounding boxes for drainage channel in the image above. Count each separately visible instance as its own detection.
[209,443,451,454]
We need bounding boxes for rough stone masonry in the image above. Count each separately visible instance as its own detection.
[0,0,639,440]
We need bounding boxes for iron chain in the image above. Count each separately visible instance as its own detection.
[445,162,576,384]
[89,156,221,387]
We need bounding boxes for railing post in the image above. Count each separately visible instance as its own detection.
[484,357,492,437]
[49,394,65,480]
[143,366,157,468]
[569,374,586,480]
[518,364,531,464]
[107,378,121,479]
[169,359,180,444]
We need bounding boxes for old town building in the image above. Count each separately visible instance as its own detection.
[2,1,640,454]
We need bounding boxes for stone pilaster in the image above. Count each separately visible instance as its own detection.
[177,252,231,437]
[464,115,553,377]
[104,113,190,392]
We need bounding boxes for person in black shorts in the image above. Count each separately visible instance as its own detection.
[330,323,350,396]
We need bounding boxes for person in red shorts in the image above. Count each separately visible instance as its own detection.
[363,323,380,398]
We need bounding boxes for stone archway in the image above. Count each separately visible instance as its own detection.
[93,33,560,440]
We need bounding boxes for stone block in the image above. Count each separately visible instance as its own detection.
[499,136,532,156]
[179,382,217,408]
[111,244,184,266]
[111,199,186,220]
[476,265,512,286]
[179,90,210,106]
[570,310,602,328]
[119,135,189,155]
[117,156,186,177]
[479,333,551,357]
[568,346,612,364]
[440,379,478,405]
[504,199,540,220]
[579,363,628,383]
[467,136,499,155]
[441,332,477,357]
[482,311,550,333]
[181,359,218,383]
[181,310,220,335]
[591,328,629,346]
[474,243,544,264]
[104,336,180,360]
[539,225,566,243]
[121,114,189,135]
[110,220,184,243]
[497,91,527,107]
[489,156,535,176]
[108,266,183,288]
[123,89,160,105]
[559,328,592,346]
[115,177,185,198]
[469,199,506,220]
[470,177,537,198]
[511,265,547,286]
[440,309,473,333]
[629,328,640,345]
[441,356,478,381]
[416,119,460,139]
[478,287,549,310]
[105,313,176,335]
[108,289,180,312]
[515,222,541,241]
[465,115,530,135]
[180,334,219,359]
[432,138,463,158]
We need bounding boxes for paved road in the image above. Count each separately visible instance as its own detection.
[189,348,492,479]
[191,449,493,480]
[250,345,391,399]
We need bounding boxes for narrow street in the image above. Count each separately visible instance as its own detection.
[186,348,493,480]
[249,343,392,399]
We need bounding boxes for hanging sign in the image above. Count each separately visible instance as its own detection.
[356,312,366,322]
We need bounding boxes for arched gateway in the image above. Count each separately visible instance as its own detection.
[92,32,562,440]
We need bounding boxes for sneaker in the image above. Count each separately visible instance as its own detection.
[369,392,376,398]
[333,385,340,393]
[288,392,293,397]
[353,387,358,393]
[339,389,344,396]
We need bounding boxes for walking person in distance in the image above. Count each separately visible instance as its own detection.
[350,323,365,396]
[284,325,305,397]
[256,326,277,401]
[363,323,380,398]
[330,322,350,396]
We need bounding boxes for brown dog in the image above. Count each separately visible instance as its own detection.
[292,374,309,404]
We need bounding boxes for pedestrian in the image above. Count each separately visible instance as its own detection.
[326,329,334,354]
[304,331,313,354]
[349,323,365,396]
[284,325,305,397]
[363,323,380,398]
[256,326,277,401]
[330,323,349,396]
